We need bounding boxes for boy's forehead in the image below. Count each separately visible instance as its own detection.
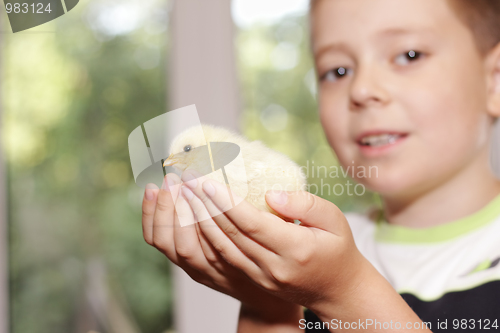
[311,0,460,52]
[314,27,437,58]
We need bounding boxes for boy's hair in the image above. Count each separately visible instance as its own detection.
[448,0,500,57]
[309,0,500,57]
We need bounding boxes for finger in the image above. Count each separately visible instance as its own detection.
[194,221,228,272]
[179,178,267,278]
[142,183,159,245]
[181,170,224,219]
[173,188,218,270]
[265,190,347,236]
[152,173,181,264]
[180,184,212,222]
[199,216,266,283]
[180,185,256,267]
[158,183,243,289]
[190,212,267,291]
[201,179,297,256]
[183,186,254,274]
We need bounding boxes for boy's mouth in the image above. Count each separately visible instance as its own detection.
[358,133,404,147]
[355,131,408,156]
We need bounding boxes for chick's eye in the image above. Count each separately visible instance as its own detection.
[394,50,423,66]
[183,145,192,152]
[320,67,351,82]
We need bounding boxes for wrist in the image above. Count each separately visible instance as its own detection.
[238,302,304,333]
[309,251,377,318]
[308,258,430,332]
[239,300,303,325]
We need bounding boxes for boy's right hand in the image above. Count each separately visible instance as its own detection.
[141,174,303,326]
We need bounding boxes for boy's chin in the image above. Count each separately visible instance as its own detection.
[357,174,419,199]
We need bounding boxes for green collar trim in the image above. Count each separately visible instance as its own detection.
[375,193,500,244]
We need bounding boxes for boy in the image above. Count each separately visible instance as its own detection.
[142,0,500,331]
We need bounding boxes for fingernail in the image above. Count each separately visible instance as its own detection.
[269,191,288,205]
[167,175,176,187]
[145,189,154,201]
[203,181,216,197]
[161,177,168,191]
[145,183,159,200]
[162,175,177,191]
[183,172,198,189]
[161,176,171,191]
[181,186,194,200]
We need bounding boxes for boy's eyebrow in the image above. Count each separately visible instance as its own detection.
[314,27,433,60]
[378,27,434,37]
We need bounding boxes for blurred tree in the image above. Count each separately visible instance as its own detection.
[3,0,174,332]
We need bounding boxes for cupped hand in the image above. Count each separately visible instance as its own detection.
[141,173,303,323]
[180,174,371,312]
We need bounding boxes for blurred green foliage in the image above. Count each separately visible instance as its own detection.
[3,1,173,332]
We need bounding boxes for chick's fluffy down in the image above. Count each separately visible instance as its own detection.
[169,124,308,216]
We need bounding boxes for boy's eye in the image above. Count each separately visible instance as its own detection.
[394,50,423,66]
[320,67,351,82]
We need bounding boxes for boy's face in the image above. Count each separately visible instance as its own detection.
[312,0,495,198]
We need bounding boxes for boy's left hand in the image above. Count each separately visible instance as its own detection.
[181,176,372,312]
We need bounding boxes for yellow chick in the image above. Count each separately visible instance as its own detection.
[163,124,307,216]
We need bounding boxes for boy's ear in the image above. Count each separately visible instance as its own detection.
[486,42,500,118]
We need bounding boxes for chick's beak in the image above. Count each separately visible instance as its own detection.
[163,153,177,167]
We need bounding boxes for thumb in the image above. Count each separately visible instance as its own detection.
[265,190,349,236]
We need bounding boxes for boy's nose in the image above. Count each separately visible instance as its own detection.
[349,65,390,110]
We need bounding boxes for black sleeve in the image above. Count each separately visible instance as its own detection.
[304,280,500,333]
[303,308,331,332]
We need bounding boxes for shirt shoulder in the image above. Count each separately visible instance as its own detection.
[343,211,378,249]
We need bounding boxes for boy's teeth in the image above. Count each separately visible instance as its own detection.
[360,134,401,147]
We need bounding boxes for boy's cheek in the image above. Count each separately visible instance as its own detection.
[319,97,348,134]
[320,113,350,156]
[319,101,358,163]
